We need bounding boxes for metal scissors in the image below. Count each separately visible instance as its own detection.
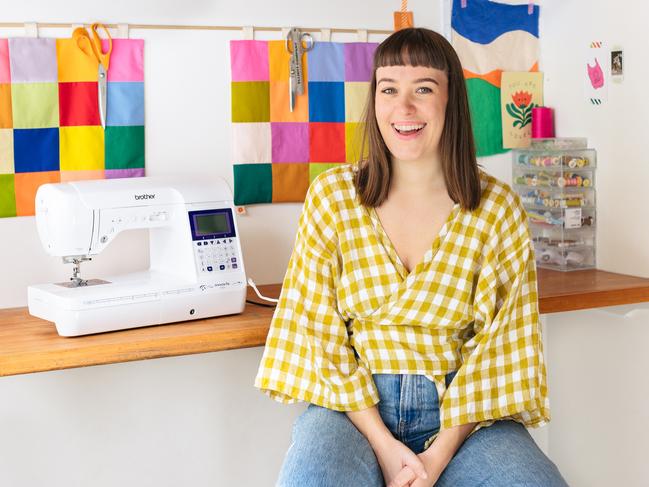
[285,27,314,112]
[72,23,113,129]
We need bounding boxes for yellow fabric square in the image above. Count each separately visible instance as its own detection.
[345,82,370,122]
[60,126,105,171]
[269,40,308,82]
[56,38,98,82]
[0,129,13,173]
[270,81,309,123]
[345,123,366,163]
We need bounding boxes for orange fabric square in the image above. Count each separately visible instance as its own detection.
[60,170,105,182]
[56,38,98,83]
[269,40,309,82]
[271,163,309,202]
[14,171,60,216]
[0,84,12,128]
[270,81,309,122]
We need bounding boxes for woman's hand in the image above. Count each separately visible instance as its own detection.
[387,448,446,487]
[372,435,429,487]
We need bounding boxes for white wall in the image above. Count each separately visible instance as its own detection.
[539,1,649,486]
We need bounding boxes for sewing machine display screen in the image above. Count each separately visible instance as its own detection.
[196,213,229,235]
[188,209,236,240]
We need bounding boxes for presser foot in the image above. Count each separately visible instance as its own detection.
[62,255,91,287]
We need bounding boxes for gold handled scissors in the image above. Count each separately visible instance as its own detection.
[285,27,314,112]
[72,23,113,129]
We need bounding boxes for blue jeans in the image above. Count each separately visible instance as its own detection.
[277,373,568,486]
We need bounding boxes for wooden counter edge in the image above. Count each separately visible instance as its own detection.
[3,271,649,377]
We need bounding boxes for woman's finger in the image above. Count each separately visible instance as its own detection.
[388,465,417,487]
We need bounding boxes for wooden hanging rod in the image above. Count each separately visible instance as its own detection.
[0,22,392,35]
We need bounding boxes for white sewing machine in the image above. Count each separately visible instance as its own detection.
[27,177,247,337]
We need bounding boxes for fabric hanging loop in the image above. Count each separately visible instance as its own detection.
[242,26,254,40]
[357,29,368,42]
[320,28,331,42]
[117,23,130,38]
[24,22,38,37]
[461,0,467,8]
[528,2,534,15]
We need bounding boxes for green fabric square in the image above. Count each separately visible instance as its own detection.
[0,174,16,217]
[11,82,59,129]
[232,82,270,123]
[233,163,272,205]
[309,163,338,183]
[105,125,145,169]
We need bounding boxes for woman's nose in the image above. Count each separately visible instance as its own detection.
[396,93,416,113]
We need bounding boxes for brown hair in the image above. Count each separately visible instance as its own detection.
[353,27,482,211]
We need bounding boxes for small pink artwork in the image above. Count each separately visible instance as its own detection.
[585,41,608,104]
[587,58,604,89]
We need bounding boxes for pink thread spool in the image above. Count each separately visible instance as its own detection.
[531,107,555,138]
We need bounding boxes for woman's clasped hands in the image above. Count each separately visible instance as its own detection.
[373,435,446,487]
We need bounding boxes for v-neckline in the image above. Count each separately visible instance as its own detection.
[366,202,461,281]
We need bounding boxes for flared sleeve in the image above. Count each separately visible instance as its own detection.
[254,175,379,411]
[439,191,550,431]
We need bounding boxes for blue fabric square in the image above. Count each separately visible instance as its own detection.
[308,82,345,123]
[13,128,59,173]
[307,42,345,82]
[107,82,145,126]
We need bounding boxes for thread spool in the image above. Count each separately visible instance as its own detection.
[531,106,555,138]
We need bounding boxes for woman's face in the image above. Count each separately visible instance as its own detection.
[374,64,449,164]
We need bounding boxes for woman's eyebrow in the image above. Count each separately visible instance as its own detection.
[414,77,439,85]
[377,77,439,85]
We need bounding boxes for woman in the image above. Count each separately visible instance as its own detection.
[255,28,568,487]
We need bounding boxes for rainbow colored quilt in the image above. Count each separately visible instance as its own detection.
[0,37,144,217]
[230,40,378,205]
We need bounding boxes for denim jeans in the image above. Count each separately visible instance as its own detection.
[277,373,569,486]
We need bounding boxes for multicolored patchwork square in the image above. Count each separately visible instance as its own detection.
[0,37,145,217]
[231,40,378,205]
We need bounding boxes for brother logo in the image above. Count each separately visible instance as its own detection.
[134,194,156,200]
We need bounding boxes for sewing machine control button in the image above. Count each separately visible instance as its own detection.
[232,264,238,269]
[219,265,225,270]
[231,258,236,262]
[207,266,213,272]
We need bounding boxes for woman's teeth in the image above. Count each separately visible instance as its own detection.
[393,124,425,134]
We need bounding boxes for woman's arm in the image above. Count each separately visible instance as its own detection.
[420,422,477,474]
[345,407,393,448]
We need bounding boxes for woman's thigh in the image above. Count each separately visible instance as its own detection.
[436,420,569,487]
[276,404,384,487]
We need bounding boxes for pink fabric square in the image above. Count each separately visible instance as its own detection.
[102,39,144,82]
[0,40,9,83]
[230,41,269,81]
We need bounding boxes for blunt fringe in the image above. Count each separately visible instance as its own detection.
[353,27,482,211]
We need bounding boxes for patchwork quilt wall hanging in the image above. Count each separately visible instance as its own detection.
[0,36,145,217]
[451,0,539,157]
[230,39,378,205]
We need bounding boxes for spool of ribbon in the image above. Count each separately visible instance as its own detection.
[531,107,555,138]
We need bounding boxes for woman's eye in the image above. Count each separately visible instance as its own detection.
[416,86,433,94]
[381,87,396,94]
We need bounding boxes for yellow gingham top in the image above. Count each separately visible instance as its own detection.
[254,163,550,444]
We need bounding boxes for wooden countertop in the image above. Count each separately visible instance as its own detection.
[2,268,649,377]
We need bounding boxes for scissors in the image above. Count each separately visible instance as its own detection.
[72,23,113,129]
[285,27,314,112]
